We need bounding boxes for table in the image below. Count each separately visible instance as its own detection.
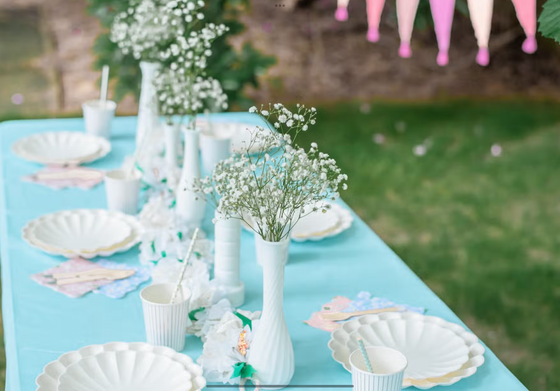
[0,115,528,391]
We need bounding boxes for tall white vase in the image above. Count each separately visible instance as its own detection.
[176,128,206,227]
[248,236,294,389]
[213,210,244,307]
[137,61,160,147]
[163,122,180,168]
[255,233,290,267]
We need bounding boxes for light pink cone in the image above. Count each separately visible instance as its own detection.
[511,0,537,53]
[397,0,420,58]
[468,0,493,66]
[336,0,350,21]
[430,0,456,66]
[366,0,386,42]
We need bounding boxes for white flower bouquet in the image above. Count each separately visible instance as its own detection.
[195,103,348,242]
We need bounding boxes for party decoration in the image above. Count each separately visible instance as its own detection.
[511,0,538,53]
[396,0,420,58]
[468,0,494,66]
[305,291,425,332]
[366,0,386,42]
[430,0,456,66]
[22,167,104,190]
[93,260,152,299]
[335,0,350,21]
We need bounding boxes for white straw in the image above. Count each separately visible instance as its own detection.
[170,228,200,304]
[100,65,109,104]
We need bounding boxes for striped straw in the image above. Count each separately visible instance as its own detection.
[357,337,374,373]
[169,228,199,304]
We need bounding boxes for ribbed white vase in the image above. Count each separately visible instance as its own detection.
[163,122,180,168]
[176,127,206,227]
[137,61,160,147]
[255,233,290,267]
[248,236,294,389]
[213,210,244,307]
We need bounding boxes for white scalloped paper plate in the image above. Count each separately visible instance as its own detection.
[22,210,142,259]
[241,202,353,242]
[58,350,192,391]
[327,312,485,389]
[13,131,111,165]
[35,342,206,391]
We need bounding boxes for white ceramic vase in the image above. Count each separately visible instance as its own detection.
[176,127,206,227]
[248,236,294,389]
[199,130,232,175]
[163,122,180,168]
[255,233,290,267]
[213,210,244,307]
[137,61,160,147]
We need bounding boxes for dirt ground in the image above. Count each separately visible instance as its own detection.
[1,0,559,115]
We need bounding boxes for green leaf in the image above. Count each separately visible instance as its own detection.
[189,307,206,321]
[150,241,156,254]
[234,311,253,330]
[177,231,183,240]
[539,0,560,44]
[161,251,167,258]
[230,362,257,379]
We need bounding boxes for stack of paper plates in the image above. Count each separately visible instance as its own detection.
[35,342,206,391]
[12,131,111,165]
[22,210,142,258]
[328,312,485,389]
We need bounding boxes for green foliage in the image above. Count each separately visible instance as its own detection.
[539,0,560,44]
[85,0,276,109]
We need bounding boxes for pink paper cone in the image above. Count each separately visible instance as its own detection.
[511,0,537,53]
[397,0,420,58]
[335,0,350,21]
[366,0,386,42]
[468,0,493,66]
[429,0,456,66]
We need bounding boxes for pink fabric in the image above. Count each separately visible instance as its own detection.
[511,0,537,35]
[429,0,456,65]
[23,167,104,190]
[31,258,114,298]
[366,0,386,42]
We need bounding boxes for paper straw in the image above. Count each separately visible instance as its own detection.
[170,228,200,304]
[100,65,109,104]
[357,338,374,373]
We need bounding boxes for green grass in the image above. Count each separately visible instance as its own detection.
[295,100,560,391]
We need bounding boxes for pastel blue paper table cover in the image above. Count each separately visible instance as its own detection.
[0,114,528,391]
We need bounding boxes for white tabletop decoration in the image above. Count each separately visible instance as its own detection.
[194,103,348,388]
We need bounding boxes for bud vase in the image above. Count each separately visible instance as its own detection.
[163,122,180,168]
[248,236,294,389]
[137,61,160,147]
[176,127,206,227]
[255,233,290,267]
[213,210,244,307]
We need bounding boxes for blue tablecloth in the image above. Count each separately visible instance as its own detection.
[0,114,528,391]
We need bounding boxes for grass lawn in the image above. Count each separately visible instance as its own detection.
[1,100,559,390]
[296,99,560,391]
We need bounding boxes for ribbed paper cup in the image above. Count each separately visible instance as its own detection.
[350,346,407,391]
[140,283,191,352]
[104,169,141,215]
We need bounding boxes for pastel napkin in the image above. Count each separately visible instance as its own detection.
[23,167,104,190]
[31,258,115,299]
[93,259,152,299]
[304,291,425,332]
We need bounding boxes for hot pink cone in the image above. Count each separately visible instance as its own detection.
[335,7,348,21]
[366,0,386,42]
[511,0,537,53]
[468,0,493,66]
[335,0,350,21]
[397,0,420,58]
[430,0,456,66]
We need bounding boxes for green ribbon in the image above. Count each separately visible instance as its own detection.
[230,362,257,379]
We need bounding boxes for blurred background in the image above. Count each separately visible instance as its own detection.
[1,0,559,390]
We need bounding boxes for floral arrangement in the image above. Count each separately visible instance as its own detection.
[195,104,348,242]
[197,308,261,383]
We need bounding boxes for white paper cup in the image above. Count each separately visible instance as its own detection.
[82,99,117,139]
[140,283,191,352]
[350,346,407,391]
[200,129,232,175]
[104,169,141,215]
